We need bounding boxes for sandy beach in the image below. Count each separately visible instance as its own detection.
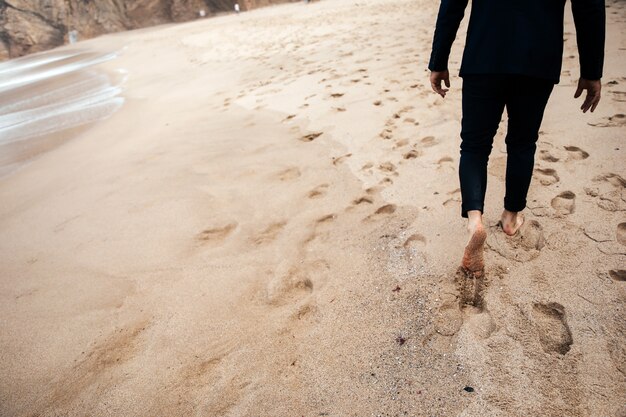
[0,0,625,415]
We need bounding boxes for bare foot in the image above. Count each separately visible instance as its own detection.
[462,222,487,277]
[500,210,524,236]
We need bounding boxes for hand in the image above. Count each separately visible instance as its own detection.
[574,78,601,113]
[430,70,450,98]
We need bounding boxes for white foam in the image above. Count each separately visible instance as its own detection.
[0,51,119,92]
[0,50,81,75]
[0,49,124,145]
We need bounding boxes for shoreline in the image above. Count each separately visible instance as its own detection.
[0,0,624,415]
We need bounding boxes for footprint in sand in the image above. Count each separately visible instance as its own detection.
[434,300,463,336]
[617,222,626,246]
[332,153,352,165]
[588,113,626,127]
[609,90,626,102]
[197,222,238,243]
[379,126,394,140]
[420,136,438,147]
[375,204,396,214]
[300,132,323,142]
[532,302,573,355]
[403,233,427,247]
[438,156,454,166]
[307,184,329,199]
[291,301,318,321]
[393,139,410,149]
[564,146,589,160]
[597,194,623,212]
[466,310,496,339]
[378,161,397,173]
[609,270,626,281]
[586,174,626,212]
[352,196,374,206]
[518,220,546,251]
[593,173,626,188]
[363,204,396,222]
[488,219,545,262]
[533,168,560,185]
[365,185,382,195]
[179,340,237,391]
[67,319,151,391]
[276,167,301,181]
[551,191,576,215]
[315,214,336,224]
[403,150,420,159]
[455,268,486,310]
[539,149,560,162]
[250,221,286,245]
[265,266,314,306]
[588,222,626,255]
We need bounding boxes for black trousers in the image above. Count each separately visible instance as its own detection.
[459,74,554,218]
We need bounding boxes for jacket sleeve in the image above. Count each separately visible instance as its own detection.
[428,0,469,72]
[571,0,605,80]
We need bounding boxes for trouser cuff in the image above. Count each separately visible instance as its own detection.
[504,198,526,213]
[461,203,484,218]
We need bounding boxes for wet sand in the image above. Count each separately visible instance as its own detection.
[0,0,625,416]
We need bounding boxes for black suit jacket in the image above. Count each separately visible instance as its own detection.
[428,0,605,83]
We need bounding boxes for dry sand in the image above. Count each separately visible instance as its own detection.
[1,0,625,415]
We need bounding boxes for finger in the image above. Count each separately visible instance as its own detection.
[590,94,601,112]
[574,85,583,99]
[430,82,438,95]
[582,91,595,112]
[581,98,591,112]
[431,84,442,97]
[444,77,450,88]
[431,80,446,98]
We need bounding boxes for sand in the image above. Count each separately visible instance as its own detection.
[0,0,625,415]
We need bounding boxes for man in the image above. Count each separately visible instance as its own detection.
[428,0,605,276]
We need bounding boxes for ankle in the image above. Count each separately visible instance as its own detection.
[468,220,483,232]
[467,210,483,231]
[501,209,517,222]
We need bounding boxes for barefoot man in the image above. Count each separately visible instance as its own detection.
[428,0,605,276]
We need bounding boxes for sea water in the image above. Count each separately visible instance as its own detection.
[0,49,124,146]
